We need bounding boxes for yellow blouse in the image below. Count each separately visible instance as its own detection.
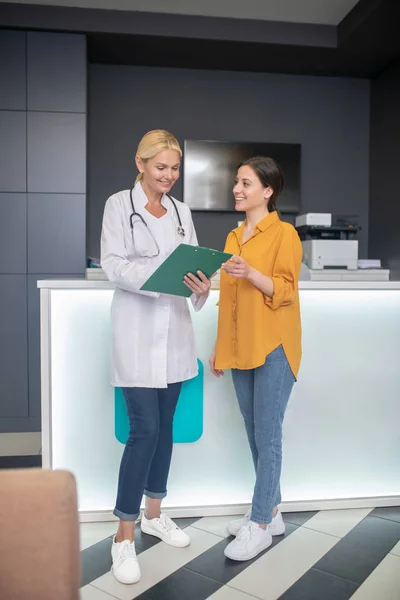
[215,211,303,378]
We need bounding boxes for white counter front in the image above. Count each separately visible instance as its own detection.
[39,280,400,521]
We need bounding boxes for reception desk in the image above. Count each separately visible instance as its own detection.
[39,280,400,521]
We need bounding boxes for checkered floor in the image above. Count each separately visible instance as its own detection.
[80,507,400,600]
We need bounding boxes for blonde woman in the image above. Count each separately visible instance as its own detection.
[101,130,211,584]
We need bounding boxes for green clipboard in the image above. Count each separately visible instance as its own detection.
[141,243,232,297]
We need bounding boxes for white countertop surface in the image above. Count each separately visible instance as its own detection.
[37,280,400,290]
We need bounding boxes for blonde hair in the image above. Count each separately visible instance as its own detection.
[135,129,182,184]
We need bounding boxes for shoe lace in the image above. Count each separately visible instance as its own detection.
[159,514,178,532]
[119,540,136,561]
[237,522,259,542]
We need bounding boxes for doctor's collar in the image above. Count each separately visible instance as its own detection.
[134,180,171,210]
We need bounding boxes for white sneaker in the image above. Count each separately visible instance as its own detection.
[269,510,285,536]
[224,521,272,561]
[111,537,141,585]
[227,508,285,537]
[141,513,191,548]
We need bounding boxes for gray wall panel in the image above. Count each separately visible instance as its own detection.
[27,112,86,193]
[0,29,87,434]
[0,194,27,273]
[27,194,86,273]
[88,65,370,257]
[0,417,41,434]
[0,275,28,418]
[0,29,26,110]
[0,111,27,192]
[27,32,86,113]
[27,274,41,421]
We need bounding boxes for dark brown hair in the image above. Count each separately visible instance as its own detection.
[239,156,284,212]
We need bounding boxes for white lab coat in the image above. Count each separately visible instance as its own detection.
[100,182,207,388]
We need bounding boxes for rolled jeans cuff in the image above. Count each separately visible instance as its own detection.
[113,508,141,522]
[144,489,167,499]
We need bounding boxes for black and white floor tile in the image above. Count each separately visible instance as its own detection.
[79,508,400,600]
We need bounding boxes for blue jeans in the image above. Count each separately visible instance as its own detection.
[231,345,295,525]
[114,383,181,521]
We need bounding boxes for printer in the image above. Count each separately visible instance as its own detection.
[295,213,361,270]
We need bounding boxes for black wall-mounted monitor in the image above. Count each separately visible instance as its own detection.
[183,140,301,214]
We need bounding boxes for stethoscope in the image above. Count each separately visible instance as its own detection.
[129,185,185,237]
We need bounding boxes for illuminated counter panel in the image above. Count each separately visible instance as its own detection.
[39,281,400,520]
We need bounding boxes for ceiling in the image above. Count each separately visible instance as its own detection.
[1,0,362,25]
[1,0,400,78]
